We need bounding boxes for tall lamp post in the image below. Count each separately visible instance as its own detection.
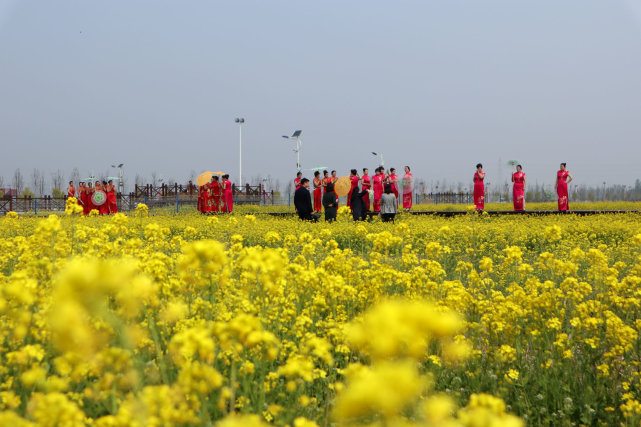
[235,118,245,187]
[371,152,384,168]
[282,130,303,170]
[111,163,124,193]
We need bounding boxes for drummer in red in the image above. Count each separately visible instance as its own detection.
[66,181,76,199]
[85,182,95,214]
[97,181,109,214]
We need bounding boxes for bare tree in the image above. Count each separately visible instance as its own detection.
[31,169,46,196]
[151,171,159,187]
[13,169,24,194]
[135,174,144,187]
[70,168,80,184]
[51,169,64,192]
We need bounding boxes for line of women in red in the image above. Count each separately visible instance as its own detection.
[473,162,573,212]
[68,180,118,215]
[312,170,340,212]
[197,174,234,213]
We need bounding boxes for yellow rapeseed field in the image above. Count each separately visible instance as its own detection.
[1,201,641,425]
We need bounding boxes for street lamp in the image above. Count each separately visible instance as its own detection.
[235,118,245,186]
[371,152,384,168]
[282,130,302,170]
[111,164,124,193]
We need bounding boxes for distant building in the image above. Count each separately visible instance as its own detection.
[0,188,18,197]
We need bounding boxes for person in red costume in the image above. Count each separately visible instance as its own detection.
[473,164,485,211]
[555,163,573,211]
[313,171,323,213]
[347,169,359,210]
[361,168,371,211]
[105,179,118,214]
[221,174,233,213]
[210,176,222,212]
[372,167,384,213]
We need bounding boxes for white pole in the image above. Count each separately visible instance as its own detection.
[239,123,242,187]
[296,138,301,169]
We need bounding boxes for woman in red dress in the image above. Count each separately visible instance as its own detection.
[99,181,110,215]
[330,170,339,208]
[402,166,413,212]
[210,176,222,212]
[200,182,212,213]
[66,181,76,199]
[512,165,525,211]
[473,163,485,211]
[294,172,302,191]
[105,179,118,214]
[347,169,359,210]
[322,170,330,195]
[313,171,323,212]
[372,167,384,213]
[387,168,399,206]
[77,182,86,214]
[555,163,573,211]
[86,182,95,214]
[221,174,233,213]
[361,168,371,211]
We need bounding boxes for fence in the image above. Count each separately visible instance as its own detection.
[1,186,280,215]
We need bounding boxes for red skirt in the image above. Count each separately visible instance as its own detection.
[403,192,412,209]
[474,183,485,210]
[513,184,524,211]
[313,188,322,212]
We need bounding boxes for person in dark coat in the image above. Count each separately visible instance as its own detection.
[350,185,369,221]
[322,182,338,222]
[294,178,319,222]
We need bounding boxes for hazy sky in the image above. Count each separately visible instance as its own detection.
[2,0,641,193]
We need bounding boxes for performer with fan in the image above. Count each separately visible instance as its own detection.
[512,165,525,211]
[361,168,371,211]
[105,179,118,214]
[555,163,573,211]
[222,174,234,213]
[473,164,485,211]
[347,169,359,210]
[372,167,384,213]
[402,166,413,212]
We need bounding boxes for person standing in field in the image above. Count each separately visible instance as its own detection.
[66,181,76,199]
[380,184,398,222]
[512,165,525,211]
[555,162,573,211]
[294,178,318,222]
[372,167,384,213]
[294,171,302,190]
[473,163,485,211]
[221,174,233,213]
[106,179,118,214]
[350,185,369,221]
[387,168,399,206]
[330,170,339,208]
[347,169,359,210]
[402,166,413,212]
[361,168,371,211]
[313,171,323,213]
[322,182,338,222]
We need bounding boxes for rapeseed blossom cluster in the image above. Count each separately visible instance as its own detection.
[1,207,641,425]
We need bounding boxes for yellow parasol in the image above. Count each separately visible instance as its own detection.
[333,176,351,196]
[196,171,214,187]
[213,171,225,175]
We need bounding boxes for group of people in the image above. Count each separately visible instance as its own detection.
[294,166,414,222]
[473,162,573,212]
[197,174,234,213]
[66,180,118,215]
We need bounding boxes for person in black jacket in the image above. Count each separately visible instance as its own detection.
[322,182,338,222]
[350,185,369,221]
[294,178,319,222]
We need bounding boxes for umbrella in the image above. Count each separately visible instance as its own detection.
[212,171,225,175]
[507,160,519,166]
[333,176,351,196]
[196,171,214,187]
[308,166,328,171]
